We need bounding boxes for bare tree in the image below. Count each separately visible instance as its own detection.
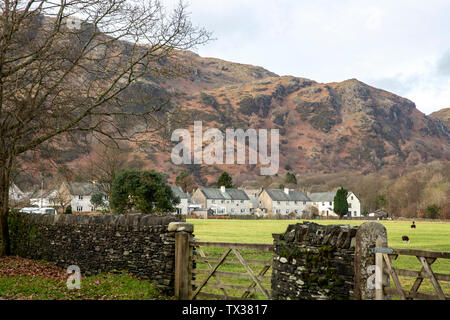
[84,141,143,200]
[0,0,211,256]
[50,188,70,213]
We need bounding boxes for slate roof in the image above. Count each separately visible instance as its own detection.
[67,182,103,196]
[265,189,310,201]
[308,192,336,202]
[199,188,249,201]
[171,186,189,199]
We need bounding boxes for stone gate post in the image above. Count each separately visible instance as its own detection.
[354,221,389,300]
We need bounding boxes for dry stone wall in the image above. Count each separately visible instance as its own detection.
[8,212,180,294]
[272,221,359,300]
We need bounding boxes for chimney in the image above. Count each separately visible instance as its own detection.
[220,186,226,193]
[284,187,289,195]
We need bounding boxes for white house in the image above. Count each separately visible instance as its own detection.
[59,182,108,213]
[240,188,263,213]
[257,188,310,216]
[29,189,58,208]
[9,183,25,202]
[171,186,189,215]
[346,191,361,217]
[308,192,337,217]
[191,186,251,215]
[308,191,362,217]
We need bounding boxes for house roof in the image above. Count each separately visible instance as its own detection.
[9,182,23,194]
[308,192,336,202]
[67,182,103,196]
[29,189,57,199]
[199,188,249,201]
[265,189,310,201]
[240,188,263,198]
[171,186,189,199]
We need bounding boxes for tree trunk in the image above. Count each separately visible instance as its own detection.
[0,166,11,257]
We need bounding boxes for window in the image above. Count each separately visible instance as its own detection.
[322,202,325,206]
[78,195,83,200]
[295,201,298,204]
[231,208,234,213]
[329,202,332,205]
[221,200,224,203]
[241,200,244,203]
[351,196,354,200]
[277,201,280,205]
[77,206,83,212]
[348,203,352,208]
[303,201,306,205]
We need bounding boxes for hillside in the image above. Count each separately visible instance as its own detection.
[429,108,450,129]
[16,16,450,186]
[67,51,450,186]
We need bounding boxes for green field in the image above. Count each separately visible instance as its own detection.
[187,219,450,299]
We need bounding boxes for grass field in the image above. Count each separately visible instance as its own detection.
[0,256,169,300]
[187,219,450,299]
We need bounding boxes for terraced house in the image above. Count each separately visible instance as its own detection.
[257,188,310,216]
[190,186,251,215]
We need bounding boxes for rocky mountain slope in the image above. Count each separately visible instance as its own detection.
[429,108,450,129]
[21,17,450,185]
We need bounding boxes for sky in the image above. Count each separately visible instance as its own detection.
[168,0,450,115]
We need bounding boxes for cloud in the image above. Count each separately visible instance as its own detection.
[437,50,450,76]
[171,0,450,114]
[365,6,383,30]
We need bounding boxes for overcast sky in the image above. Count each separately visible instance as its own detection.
[169,0,450,115]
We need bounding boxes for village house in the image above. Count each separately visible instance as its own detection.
[59,182,108,213]
[9,183,25,202]
[308,191,361,217]
[257,188,310,216]
[346,191,361,217]
[171,186,189,215]
[29,189,58,208]
[240,188,263,214]
[308,192,337,217]
[190,186,251,215]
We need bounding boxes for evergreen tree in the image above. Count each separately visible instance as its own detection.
[217,172,233,188]
[90,192,106,211]
[333,187,349,218]
[110,169,179,214]
[285,172,297,185]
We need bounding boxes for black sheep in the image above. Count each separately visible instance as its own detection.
[411,221,416,229]
[402,235,410,243]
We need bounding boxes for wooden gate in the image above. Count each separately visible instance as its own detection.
[374,237,450,300]
[174,231,274,300]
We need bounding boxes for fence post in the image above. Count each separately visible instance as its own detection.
[169,222,194,300]
[375,236,387,300]
[354,222,388,300]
